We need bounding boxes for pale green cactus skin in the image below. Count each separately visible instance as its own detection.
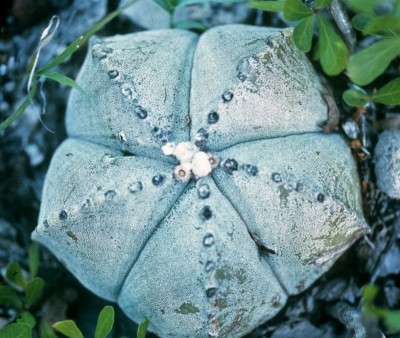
[33,25,368,337]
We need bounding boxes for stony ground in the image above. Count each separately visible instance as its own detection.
[1,1,399,337]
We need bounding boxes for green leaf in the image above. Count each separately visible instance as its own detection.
[25,277,45,309]
[137,319,149,338]
[153,0,175,12]
[178,0,246,7]
[6,262,28,290]
[28,243,40,279]
[283,0,313,21]
[352,13,376,32]
[38,71,84,92]
[384,310,400,332]
[95,306,115,338]
[317,14,349,75]
[362,284,379,306]
[53,320,84,338]
[293,15,314,52]
[342,0,383,14]
[248,0,284,12]
[347,36,400,85]
[315,0,332,9]
[343,88,370,106]
[37,0,136,74]
[372,78,400,104]
[16,312,37,329]
[0,76,37,131]
[39,322,58,338]
[0,323,32,338]
[173,20,208,30]
[394,0,400,18]
[363,16,400,36]
[0,285,23,309]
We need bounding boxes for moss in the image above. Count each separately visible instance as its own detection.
[174,302,199,314]
[66,230,78,242]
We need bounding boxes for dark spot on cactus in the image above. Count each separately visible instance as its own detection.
[316,193,325,203]
[134,105,148,119]
[207,111,219,124]
[222,159,238,175]
[222,90,233,102]
[205,260,215,273]
[152,174,165,186]
[105,190,116,200]
[271,172,282,183]
[206,287,217,298]
[108,70,119,79]
[242,164,258,176]
[200,206,212,220]
[129,181,143,193]
[81,199,92,210]
[203,233,215,247]
[295,182,304,192]
[197,183,210,199]
[59,210,68,220]
[43,219,49,228]
[195,128,209,148]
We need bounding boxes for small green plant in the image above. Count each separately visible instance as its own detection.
[249,0,349,75]
[0,0,136,131]
[0,243,46,338]
[343,0,400,106]
[362,284,400,334]
[0,241,150,338]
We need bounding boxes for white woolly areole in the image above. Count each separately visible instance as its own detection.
[162,141,216,180]
[191,152,212,177]
[174,142,198,163]
[162,142,176,156]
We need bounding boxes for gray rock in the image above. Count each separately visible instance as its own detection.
[375,130,400,199]
[120,0,253,29]
[33,25,368,337]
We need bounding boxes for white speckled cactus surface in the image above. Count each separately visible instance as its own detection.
[33,25,368,337]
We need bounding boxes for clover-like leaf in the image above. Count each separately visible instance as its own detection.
[16,312,37,329]
[39,322,58,338]
[284,0,313,21]
[317,14,349,75]
[343,88,370,107]
[137,319,149,338]
[352,13,376,32]
[363,16,400,36]
[342,0,383,14]
[248,0,284,12]
[293,15,314,52]
[347,36,400,85]
[372,78,400,104]
[25,277,45,309]
[0,323,32,338]
[53,320,84,338]
[384,310,400,332]
[0,285,23,309]
[95,305,115,338]
[315,0,332,9]
[6,262,27,290]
